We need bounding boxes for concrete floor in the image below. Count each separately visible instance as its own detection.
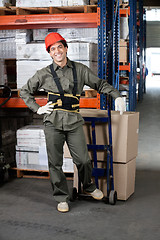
[0,76,160,240]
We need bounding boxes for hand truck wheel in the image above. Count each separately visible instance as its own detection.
[109,190,117,205]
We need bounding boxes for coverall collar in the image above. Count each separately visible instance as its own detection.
[52,58,73,71]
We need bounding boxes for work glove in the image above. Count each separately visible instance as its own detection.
[37,101,54,115]
[115,97,126,115]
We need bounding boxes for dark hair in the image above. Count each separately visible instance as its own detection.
[48,40,68,53]
[60,40,68,48]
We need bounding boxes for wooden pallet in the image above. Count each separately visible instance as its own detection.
[11,167,74,180]
[12,167,50,179]
[0,5,97,16]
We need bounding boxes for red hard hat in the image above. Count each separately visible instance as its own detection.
[45,32,66,52]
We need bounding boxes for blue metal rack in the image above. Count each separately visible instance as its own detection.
[138,0,144,102]
[129,0,137,111]
[138,0,146,100]
[97,0,120,110]
[118,0,137,111]
[97,0,107,110]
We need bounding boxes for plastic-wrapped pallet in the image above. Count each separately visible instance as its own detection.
[0,59,7,85]
[33,29,48,42]
[15,29,32,44]
[16,125,74,172]
[120,17,129,40]
[0,0,10,6]
[16,0,62,7]
[16,60,52,89]
[67,0,89,6]
[56,28,98,43]
[0,29,16,59]
[16,43,50,61]
[0,30,16,38]
[67,42,97,61]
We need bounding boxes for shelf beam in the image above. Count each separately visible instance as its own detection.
[0,97,98,109]
[0,12,98,29]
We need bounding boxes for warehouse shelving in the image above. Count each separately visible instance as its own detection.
[119,0,137,111]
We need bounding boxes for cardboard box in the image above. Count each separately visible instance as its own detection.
[73,158,136,201]
[67,42,97,61]
[119,39,128,62]
[16,60,52,88]
[78,109,139,163]
[113,159,136,200]
[16,43,50,61]
[111,111,139,162]
[96,158,136,200]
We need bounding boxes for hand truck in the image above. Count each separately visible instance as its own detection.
[71,102,117,205]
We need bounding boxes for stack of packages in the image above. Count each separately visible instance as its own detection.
[0,59,7,85]
[16,29,52,89]
[0,30,16,87]
[119,0,129,107]
[0,0,15,6]
[65,110,139,201]
[16,125,74,173]
[16,0,89,7]
[0,30,16,59]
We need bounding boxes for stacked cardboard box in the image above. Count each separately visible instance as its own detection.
[64,109,139,200]
[119,39,128,63]
[16,125,74,173]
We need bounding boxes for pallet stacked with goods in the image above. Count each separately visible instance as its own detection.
[137,0,146,101]
[119,0,137,111]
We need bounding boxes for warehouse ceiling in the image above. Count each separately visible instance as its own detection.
[144,0,160,7]
[144,0,160,48]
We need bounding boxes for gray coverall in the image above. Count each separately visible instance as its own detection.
[20,58,121,203]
